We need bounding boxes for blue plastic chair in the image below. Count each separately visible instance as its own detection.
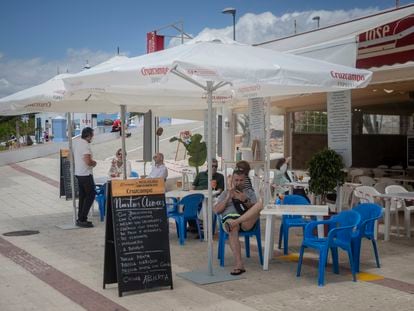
[168,193,204,245]
[352,203,383,272]
[296,210,361,286]
[166,197,179,217]
[130,170,139,178]
[217,215,263,267]
[279,194,310,255]
[95,184,106,222]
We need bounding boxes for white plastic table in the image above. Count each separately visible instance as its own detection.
[374,192,414,240]
[260,204,329,270]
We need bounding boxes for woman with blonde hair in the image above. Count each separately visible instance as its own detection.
[108,148,131,178]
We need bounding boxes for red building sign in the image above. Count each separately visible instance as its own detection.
[357,14,414,68]
[146,31,165,54]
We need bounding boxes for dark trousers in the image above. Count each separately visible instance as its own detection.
[76,175,96,221]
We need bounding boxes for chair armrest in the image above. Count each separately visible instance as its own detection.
[327,225,356,243]
[304,220,333,238]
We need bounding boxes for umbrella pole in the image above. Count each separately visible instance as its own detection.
[67,112,77,224]
[207,81,214,276]
[120,105,127,179]
[264,99,271,205]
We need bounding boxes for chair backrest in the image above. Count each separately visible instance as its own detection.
[385,184,407,194]
[329,210,361,242]
[352,203,383,235]
[357,176,376,186]
[391,165,403,170]
[377,177,395,184]
[372,168,385,178]
[130,170,139,178]
[282,194,310,205]
[340,183,356,210]
[354,186,380,204]
[349,168,364,182]
[373,182,388,194]
[377,164,388,169]
[179,193,204,218]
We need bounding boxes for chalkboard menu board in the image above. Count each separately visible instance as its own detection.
[103,178,173,296]
[59,149,79,199]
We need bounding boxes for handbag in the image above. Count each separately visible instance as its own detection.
[232,198,248,215]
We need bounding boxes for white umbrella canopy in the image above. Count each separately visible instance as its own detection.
[63,37,372,105]
[0,56,130,115]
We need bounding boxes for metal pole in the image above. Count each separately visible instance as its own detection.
[120,105,127,179]
[207,81,214,276]
[264,99,271,205]
[232,13,236,40]
[67,112,77,224]
[181,21,184,44]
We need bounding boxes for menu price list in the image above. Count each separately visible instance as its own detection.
[112,195,172,293]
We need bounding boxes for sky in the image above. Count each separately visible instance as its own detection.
[0,0,412,98]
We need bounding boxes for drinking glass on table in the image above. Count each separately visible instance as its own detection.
[211,179,217,191]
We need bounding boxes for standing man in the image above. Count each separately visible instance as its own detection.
[214,169,263,275]
[192,158,224,193]
[73,127,97,228]
[147,152,168,180]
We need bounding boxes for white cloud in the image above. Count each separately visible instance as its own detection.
[168,7,380,47]
[0,49,115,98]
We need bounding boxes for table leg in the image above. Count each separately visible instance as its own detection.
[384,199,390,241]
[317,216,324,238]
[263,214,275,270]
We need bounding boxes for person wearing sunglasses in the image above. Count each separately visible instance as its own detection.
[108,148,131,179]
[192,158,224,193]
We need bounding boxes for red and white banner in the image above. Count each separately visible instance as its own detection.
[357,14,414,68]
[146,32,165,54]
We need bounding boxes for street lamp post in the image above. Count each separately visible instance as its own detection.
[222,7,236,40]
[312,16,320,29]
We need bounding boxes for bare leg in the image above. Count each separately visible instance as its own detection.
[228,201,263,231]
[227,225,244,270]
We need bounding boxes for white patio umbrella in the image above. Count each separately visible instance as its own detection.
[0,55,145,230]
[0,56,131,115]
[63,37,372,282]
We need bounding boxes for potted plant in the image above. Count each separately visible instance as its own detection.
[308,148,345,204]
[170,131,207,174]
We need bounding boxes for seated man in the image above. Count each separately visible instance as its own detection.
[213,169,263,276]
[147,152,168,180]
[192,158,224,193]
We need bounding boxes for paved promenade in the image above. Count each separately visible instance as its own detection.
[0,156,413,310]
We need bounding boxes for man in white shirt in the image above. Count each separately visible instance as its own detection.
[147,152,168,180]
[73,127,97,228]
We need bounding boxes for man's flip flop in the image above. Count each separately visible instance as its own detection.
[230,268,246,275]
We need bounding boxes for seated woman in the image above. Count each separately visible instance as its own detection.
[272,157,291,198]
[272,157,309,202]
[108,148,132,179]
